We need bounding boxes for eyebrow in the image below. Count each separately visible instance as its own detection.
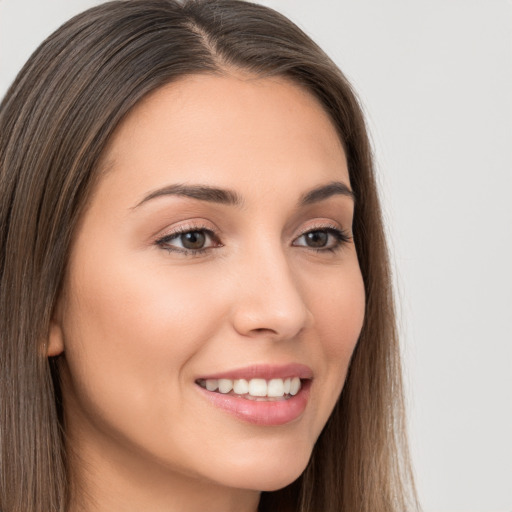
[299,181,355,206]
[133,183,244,209]
[132,180,354,210]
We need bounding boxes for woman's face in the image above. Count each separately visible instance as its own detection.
[51,74,365,499]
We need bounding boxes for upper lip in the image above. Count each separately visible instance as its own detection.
[196,363,313,381]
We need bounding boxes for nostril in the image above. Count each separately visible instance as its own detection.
[252,327,278,334]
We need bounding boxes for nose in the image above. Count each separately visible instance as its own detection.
[230,243,312,341]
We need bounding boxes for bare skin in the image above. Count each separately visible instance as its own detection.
[49,73,366,512]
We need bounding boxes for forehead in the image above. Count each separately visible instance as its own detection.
[98,73,349,203]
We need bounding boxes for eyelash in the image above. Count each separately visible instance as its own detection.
[155,224,351,256]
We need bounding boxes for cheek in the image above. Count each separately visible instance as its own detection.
[303,262,365,428]
[310,263,366,360]
[59,253,226,416]
[66,252,221,349]
[58,254,236,477]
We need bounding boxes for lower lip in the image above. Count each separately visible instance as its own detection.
[196,380,311,426]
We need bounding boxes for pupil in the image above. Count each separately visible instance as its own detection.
[306,231,328,247]
[182,231,206,249]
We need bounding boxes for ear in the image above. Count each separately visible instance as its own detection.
[47,320,65,357]
[47,297,65,357]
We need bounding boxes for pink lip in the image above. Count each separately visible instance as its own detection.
[195,364,313,426]
[196,379,312,426]
[196,363,313,381]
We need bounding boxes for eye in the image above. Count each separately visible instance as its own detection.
[156,227,220,254]
[293,227,351,252]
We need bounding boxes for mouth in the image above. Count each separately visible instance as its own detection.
[195,376,304,401]
[194,364,313,425]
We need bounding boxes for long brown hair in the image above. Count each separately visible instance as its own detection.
[0,1,418,511]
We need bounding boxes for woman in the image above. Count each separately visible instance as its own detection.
[0,1,418,511]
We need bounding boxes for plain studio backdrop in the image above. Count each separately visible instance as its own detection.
[0,1,510,511]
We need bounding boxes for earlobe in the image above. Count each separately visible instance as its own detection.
[47,319,65,357]
[47,290,66,357]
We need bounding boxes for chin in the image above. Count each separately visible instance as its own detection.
[254,468,306,492]
[211,445,312,492]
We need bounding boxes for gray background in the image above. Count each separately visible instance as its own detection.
[1,1,511,511]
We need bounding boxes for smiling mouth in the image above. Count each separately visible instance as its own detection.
[195,377,303,401]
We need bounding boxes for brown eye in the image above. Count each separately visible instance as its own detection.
[180,231,206,249]
[304,230,328,248]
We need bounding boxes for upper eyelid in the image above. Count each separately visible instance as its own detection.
[298,222,341,233]
[162,225,215,237]
[154,220,217,239]
[155,219,349,239]
[157,222,345,239]
[295,221,350,238]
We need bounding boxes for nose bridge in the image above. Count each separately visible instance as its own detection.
[231,235,310,340]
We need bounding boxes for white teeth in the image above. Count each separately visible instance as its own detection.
[290,377,301,396]
[248,378,267,396]
[233,379,249,394]
[206,379,218,391]
[200,377,303,398]
[218,379,233,394]
[267,378,285,397]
